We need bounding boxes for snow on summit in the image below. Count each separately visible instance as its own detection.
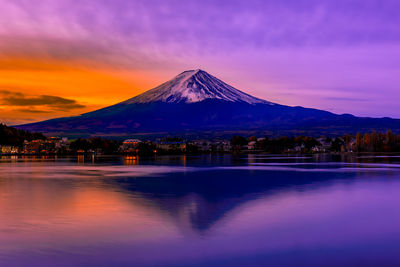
[124,69,272,105]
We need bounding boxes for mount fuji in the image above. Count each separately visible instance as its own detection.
[17,69,400,138]
[126,69,270,105]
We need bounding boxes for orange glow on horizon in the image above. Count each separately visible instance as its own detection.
[0,57,163,125]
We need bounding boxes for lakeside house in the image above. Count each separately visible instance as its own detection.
[156,140,186,152]
[247,141,257,150]
[120,139,142,153]
[189,140,232,152]
[22,137,68,154]
[0,137,68,155]
[0,145,19,155]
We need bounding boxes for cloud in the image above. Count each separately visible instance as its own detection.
[2,0,400,67]
[323,96,369,102]
[0,90,85,111]
[13,108,52,114]
[0,90,24,96]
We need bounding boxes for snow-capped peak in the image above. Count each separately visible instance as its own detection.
[123,69,272,105]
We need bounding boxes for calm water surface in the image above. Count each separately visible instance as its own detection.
[1,154,400,266]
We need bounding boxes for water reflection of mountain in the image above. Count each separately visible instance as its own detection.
[106,168,361,232]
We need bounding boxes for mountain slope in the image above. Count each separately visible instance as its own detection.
[16,70,400,138]
[124,69,271,104]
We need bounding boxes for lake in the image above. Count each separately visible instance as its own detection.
[1,154,400,266]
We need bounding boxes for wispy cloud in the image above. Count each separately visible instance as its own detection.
[13,108,52,114]
[0,90,85,111]
[2,0,400,65]
[323,96,369,102]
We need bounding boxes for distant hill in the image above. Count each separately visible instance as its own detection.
[0,124,46,146]
[16,69,400,138]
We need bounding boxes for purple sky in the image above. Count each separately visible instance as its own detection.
[1,0,400,119]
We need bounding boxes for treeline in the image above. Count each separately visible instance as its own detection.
[69,138,122,154]
[231,130,400,153]
[0,124,46,146]
[258,136,320,153]
[352,130,400,152]
[3,123,400,154]
[231,135,320,153]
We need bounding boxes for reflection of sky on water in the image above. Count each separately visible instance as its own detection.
[1,155,400,266]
